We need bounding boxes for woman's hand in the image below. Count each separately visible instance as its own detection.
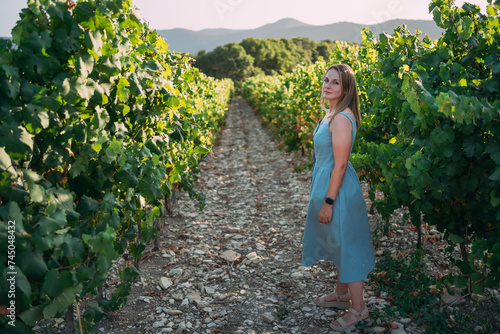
[318,203,333,225]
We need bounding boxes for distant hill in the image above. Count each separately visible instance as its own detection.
[157,18,444,55]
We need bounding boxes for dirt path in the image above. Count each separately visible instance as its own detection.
[37,98,499,334]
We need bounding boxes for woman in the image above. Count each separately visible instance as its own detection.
[301,64,375,332]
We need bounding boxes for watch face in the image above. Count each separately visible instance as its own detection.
[325,197,334,205]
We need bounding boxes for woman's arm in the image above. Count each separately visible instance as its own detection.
[318,113,353,225]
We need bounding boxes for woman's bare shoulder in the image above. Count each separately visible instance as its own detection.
[330,108,354,126]
[329,110,353,133]
[339,108,355,120]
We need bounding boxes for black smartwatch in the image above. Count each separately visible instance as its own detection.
[325,197,335,205]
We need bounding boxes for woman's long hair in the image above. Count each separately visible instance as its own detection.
[320,64,361,129]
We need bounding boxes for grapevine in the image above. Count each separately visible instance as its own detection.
[0,0,233,331]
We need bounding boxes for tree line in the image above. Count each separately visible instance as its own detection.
[194,37,353,92]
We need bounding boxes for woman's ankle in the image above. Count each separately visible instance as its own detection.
[335,288,349,296]
[350,303,366,313]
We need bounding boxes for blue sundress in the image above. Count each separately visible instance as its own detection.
[301,111,375,283]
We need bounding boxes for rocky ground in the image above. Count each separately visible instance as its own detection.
[37,98,499,334]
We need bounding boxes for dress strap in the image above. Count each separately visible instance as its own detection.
[338,111,357,153]
[313,117,323,136]
[338,111,356,127]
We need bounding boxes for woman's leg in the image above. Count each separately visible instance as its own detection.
[315,269,350,302]
[346,280,365,311]
[336,269,349,295]
[331,280,369,327]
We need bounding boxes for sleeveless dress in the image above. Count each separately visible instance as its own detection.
[301,111,375,283]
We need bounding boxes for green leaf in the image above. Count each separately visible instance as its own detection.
[100,54,121,76]
[129,242,146,259]
[432,7,443,26]
[93,136,108,153]
[119,103,130,116]
[37,216,60,235]
[195,146,210,155]
[73,76,92,100]
[460,16,473,41]
[167,96,180,109]
[100,193,115,213]
[74,1,96,24]
[91,106,110,130]
[30,183,46,203]
[152,154,160,166]
[76,52,95,78]
[43,270,63,297]
[107,211,120,230]
[42,285,82,319]
[489,168,500,181]
[82,234,91,244]
[82,301,106,324]
[85,227,118,255]
[119,266,140,282]
[0,64,20,99]
[486,4,497,17]
[108,139,122,154]
[61,235,85,259]
[449,233,464,244]
[69,155,88,177]
[117,77,130,102]
[42,146,66,168]
[486,143,500,165]
[472,282,484,294]
[76,265,93,282]
[456,260,473,275]
[470,272,482,282]
[33,231,53,252]
[53,25,82,53]
[491,191,500,207]
[87,30,103,52]
[23,169,43,183]
[17,249,48,281]
[0,202,25,232]
[13,266,31,300]
[58,270,75,289]
[50,188,75,213]
[19,304,45,327]
[78,195,100,213]
[439,62,450,82]
[56,226,71,235]
[0,124,34,156]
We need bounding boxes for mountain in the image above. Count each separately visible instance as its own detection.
[157,18,444,55]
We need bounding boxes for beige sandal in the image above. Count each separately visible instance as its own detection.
[330,306,372,332]
[313,291,350,309]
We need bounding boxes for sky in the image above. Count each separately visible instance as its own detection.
[0,0,492,37]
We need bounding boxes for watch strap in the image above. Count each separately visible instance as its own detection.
[325,197,335,205]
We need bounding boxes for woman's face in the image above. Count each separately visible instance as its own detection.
[322,68,343,106]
